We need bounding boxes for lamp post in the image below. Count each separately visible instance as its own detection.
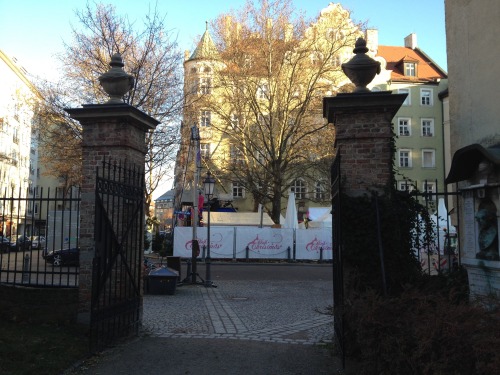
[203,171,215,287]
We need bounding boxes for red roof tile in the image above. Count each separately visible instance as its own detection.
[377,45,446,82]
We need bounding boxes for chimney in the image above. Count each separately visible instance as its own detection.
[365,29,378,55]
[404,33,417,49]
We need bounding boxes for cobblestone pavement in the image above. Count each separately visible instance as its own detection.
[69,265,338,375]
[142,279,333,346]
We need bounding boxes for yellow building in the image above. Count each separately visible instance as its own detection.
[174,3,360,225]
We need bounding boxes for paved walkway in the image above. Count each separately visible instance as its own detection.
[143,280,333,346]
[68,265,338,374]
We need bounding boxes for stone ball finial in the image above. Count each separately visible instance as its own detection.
[98,53,134,104]
[341,37,381,93]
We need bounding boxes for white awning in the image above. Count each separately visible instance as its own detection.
[202,211,276,226]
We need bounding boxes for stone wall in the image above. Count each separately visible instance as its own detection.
[0,284,78,324]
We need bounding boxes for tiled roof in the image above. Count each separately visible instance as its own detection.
[188,29,219,61]
[155,189,175,202]
[377,45,447,82]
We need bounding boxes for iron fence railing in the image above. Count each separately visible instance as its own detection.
[0,186,80,287]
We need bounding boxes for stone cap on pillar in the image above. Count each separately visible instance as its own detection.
[323,92,407,124]
[66,103,160,132]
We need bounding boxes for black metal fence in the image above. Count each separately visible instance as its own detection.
[402,179,461,275]
[0,186,80,287]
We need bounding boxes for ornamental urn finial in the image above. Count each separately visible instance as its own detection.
[98,53,134,104]
[341,37,381,93]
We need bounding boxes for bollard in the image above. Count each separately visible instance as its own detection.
[287,246,291,261]
[319,247,323,263]
[22,253,30,283]
[245,246,249,260]
[202,245,206,260]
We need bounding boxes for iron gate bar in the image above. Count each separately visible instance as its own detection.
[92,193,142,300]
[90,160,144,352]
[331,153,344,369]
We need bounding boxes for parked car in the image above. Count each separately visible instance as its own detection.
[0,236,10,253]
[44,248,79,267]
[8,235,32,251]
[30,236,46,250]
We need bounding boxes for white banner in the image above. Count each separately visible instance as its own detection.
[173,226,235,258]
[295,229,333,260]
[235,228,294,259]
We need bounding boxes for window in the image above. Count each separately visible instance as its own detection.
[422,181,436,200]
[230,145,244,164]
[420,89,433,106]
[421,119,434,137]
[310,52,323,66]
[232,182,244,198]
[404,62,416,77]
[315,180,327,200]
[230,113,239,129]
[397,180,414,192]
[398,118,411,136]
[398,88,411,106]
[291,179,306,199]
[422,149,435,168]
[332,55,342,67]
[258,114,268,125]
[257,83,269,99]
[200,143,210,159]
[199,77,211,94]
[200,111,211,127]
[0,117,3,131]
[399,149,412,168]
[13,128,19,144]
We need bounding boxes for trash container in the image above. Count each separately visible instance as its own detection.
[148,267,179,295]
[167,256,181,281]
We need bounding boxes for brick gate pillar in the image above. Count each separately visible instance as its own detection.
[65,54,159,324]
[323,92,406,196]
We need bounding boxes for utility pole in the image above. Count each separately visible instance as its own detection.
[190,125,201,284]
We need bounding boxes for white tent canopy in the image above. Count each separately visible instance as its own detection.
[283,193,299,229]
[302,207,332,228]
[202,211,276,226]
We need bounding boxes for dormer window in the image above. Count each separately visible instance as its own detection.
[404,62,416,77]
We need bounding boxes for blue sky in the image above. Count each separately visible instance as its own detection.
[0,0,446,196]
[1,0,447,79]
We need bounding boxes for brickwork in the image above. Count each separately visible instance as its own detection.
[323,92,406,197]
[66,103,158,324]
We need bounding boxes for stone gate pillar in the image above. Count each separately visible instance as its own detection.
[66,54,159,324]
[323,93,405,196]
[323,38,406,196]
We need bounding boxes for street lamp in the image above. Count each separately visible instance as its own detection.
[203,171,216,287]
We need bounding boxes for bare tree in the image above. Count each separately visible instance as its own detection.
[34,2,183,211]
[189,0,364,222]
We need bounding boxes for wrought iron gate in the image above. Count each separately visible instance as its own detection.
[90,160,145,352]
[331,154,345,369]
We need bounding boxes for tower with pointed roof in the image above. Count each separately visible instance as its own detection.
[173,24,221,219]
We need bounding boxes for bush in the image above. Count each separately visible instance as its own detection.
[343,270,500,375]
[341,191,423,295]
